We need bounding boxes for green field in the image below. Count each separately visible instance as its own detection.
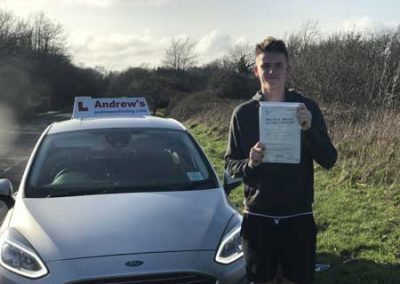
[189,123,400,284]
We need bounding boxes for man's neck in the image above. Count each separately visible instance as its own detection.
[262,88,285,102]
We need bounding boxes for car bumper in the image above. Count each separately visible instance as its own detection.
[0,250,248,284]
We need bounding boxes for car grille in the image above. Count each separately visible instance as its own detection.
[67,273,217,284]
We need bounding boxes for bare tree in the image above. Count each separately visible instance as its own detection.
[0,10,17,54]
[286,20,320,55]
[223,42,254,74]
[31,12,65,54]
[162,37,197,71]
[0,10,14,39]
[300,20,321,47]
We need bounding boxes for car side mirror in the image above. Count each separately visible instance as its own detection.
[223,170,243,196]
[0,179,15,209]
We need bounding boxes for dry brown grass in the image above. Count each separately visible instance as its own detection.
[167,92,242,137]
[329,107,400,188]
[169,94,400,190]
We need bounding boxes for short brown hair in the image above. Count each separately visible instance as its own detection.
[255,37,288,60]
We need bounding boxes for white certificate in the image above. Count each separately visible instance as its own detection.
[259,102,301,164]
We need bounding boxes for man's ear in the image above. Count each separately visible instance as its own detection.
[253,65,259,77]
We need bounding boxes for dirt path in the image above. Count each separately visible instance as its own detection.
[0,111,70,218]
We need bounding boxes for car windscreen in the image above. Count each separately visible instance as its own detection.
[25,128,218,198]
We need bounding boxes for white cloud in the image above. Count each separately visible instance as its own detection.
[195,30,235,63]
[196,30,233,53]
[60,0,173,8]
[0,0,47,11]
[70,30,252,71]
[234,36,251,45]
[70,32,170,70]
[119,0,172,6]
[341,16,399,32]
[66,0,114,8]
[0,0,173,9]
[195,31,255,64]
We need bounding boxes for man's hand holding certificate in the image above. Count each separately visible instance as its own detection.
[297,103,312,131]
[256,102,312,164]
[248,142,265,168]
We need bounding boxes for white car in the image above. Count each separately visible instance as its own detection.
[0,97,247,284]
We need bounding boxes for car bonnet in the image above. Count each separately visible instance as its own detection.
[8,188,236,262]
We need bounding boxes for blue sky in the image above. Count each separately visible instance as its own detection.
[0,0,399,71]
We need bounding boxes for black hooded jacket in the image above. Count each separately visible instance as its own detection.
[224,89,337,215]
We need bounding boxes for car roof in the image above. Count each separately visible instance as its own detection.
[47,116,186,134]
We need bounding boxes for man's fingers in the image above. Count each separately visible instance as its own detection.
[297,110,308,118]
[254,141,262,148]
[250,149,264,159]
[249,156,262,168]
[252,146,264,153]
[296,106,312,130]
[297,103,307,111]
[249,142,266,168]
[254,142,265,151]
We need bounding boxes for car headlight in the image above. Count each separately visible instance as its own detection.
[0,228,48,279]
[215,226,243,264]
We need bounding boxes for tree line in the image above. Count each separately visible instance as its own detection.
[1,10,399,120]
[101,26,400,114]
[0,10,107,118]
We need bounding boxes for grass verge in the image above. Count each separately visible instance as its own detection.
[188,123,400,284]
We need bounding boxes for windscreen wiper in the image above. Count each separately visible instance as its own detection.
[46,188,112,198]
[45,185,148,197]
[149,179,217,191]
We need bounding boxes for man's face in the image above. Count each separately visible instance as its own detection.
[254,52,288,93]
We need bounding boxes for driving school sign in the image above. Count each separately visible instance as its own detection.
[72,97,150,119]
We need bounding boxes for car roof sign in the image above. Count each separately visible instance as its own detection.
[72,96,150,119]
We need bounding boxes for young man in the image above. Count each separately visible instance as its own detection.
[224,37,337,284]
